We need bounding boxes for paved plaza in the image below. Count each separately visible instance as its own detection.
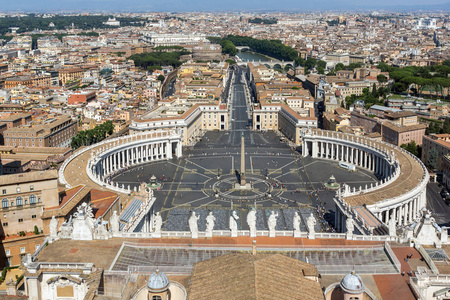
[113,70,378,232]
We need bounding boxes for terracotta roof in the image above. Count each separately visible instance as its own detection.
[90,189,119,218]
[42,185,89,218]
[0,170,58,186]
[188,253,322,300]
[382,122,427,133]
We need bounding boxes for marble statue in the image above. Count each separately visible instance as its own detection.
[72,203,94,241]
[110,211,120,235]
[153,212,163,237]
[268,211,278,237]
[388,217,396,237]
[49,216,58,241]
[94,219,110,240]
[189,211,200,239]
[230,211,239,237]
[346,217,354,240]
[205,212,216,237]
[307,213,317,239]
[247,208,257,237]
[59,216,73,239]
[346,217,354,235]
[293,212,301,237]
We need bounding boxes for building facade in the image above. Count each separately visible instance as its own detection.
[4,115,77,148]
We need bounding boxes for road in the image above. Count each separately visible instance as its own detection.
[427,182,450,226]
[228,67,251,145]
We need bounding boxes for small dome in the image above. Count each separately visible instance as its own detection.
[340,271,365,294]
[147,270,170,292]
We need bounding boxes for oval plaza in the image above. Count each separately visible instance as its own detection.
[60,119,428,237]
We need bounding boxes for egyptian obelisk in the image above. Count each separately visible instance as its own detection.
[240,133,246,186]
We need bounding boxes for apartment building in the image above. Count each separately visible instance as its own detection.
[58,68,84,85]
[351,109,427,146]
[422,134,450,171]
[381,122,427,146]
[253,102,317,144]
[4,115,77,148]
[67,91,97,105]
[4,75,51,89]
[130,103,228,145]
[0,171,59,266]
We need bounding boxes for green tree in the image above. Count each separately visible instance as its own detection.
[442,118,450,134]
[317,60,327,69]
[377,74,388,83]
[372,83,378,97]
[348,63,362,71]
[427,148,438,170]
[401,141,419,157]
[335,63,344,72]
[221,40,237,56]
[377,62,392,73]
[317,66,325,74]
[294,56,305,67]
[305,58,317,70]
[157,75,165,82]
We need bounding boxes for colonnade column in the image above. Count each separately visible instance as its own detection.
[167,142,173,159]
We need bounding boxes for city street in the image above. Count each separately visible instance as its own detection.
[427,182,450,226]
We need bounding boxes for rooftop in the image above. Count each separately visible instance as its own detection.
[0,170,58,186]
[188,253,322,300]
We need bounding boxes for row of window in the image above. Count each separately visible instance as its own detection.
[5,244,40,256]
[3,186,34,195]
[2,195,40,208]
[3,216,36,226]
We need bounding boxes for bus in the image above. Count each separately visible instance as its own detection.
[339,162,356,171]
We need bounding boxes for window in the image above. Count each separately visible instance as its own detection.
[16,187,21,193]
[18,218,23,223]
[5,250,10,256]
[38,198,41,203]
[31,215,36,219]
[2,190,5,195]
[2,222,8,227]
[20,247,25,253]
[2,199,8,208]
[151,297,162,300]
[16,197,23,206]
[10,201,13,207]
[30,185,34,191]
[29,195,36,204]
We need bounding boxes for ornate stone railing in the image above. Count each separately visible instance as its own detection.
[113,230,399,242]
[59,129,181,193]
[301,128,429,228]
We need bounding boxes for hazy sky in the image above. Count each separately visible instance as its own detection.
[1,0,449,12]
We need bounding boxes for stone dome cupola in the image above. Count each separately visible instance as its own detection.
[147,270,170,293]
[340,271,365,294]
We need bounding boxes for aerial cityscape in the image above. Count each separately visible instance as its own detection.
[0,3,448,300]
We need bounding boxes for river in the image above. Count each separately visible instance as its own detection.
[236,50,270,62]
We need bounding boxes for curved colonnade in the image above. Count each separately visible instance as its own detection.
[301,128,429,233]
[59,130,182,194]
